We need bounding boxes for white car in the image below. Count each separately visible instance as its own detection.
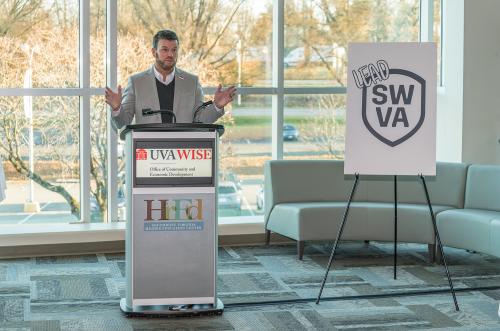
[218,181,242,211]
[256,185,264,210]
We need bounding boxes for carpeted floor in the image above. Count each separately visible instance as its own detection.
[0,241,500,330]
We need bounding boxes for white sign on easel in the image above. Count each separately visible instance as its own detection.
[344,42,437,176]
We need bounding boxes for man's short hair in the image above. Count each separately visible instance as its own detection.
[153,30,179,49]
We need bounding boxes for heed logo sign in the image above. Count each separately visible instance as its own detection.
[353,62,426,147]
[143,199,204,231]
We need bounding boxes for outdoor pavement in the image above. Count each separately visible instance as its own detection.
[0,181,79,225]
[0,180,263,225]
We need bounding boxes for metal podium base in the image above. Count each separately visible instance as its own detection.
[120,298,224,317]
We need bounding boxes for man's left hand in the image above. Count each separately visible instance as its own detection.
[214,84,237,109]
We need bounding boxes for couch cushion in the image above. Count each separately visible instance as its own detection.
[267,202,453,243]
[265,160,356,203]
[264,160,467,227]
[437,209,500,254]
[264,160,358,224]
[464,165,500,211]
[362,162,468,208]
[266,202,348,240]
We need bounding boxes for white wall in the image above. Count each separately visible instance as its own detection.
[438,0,500,164]
[462,0,500,164]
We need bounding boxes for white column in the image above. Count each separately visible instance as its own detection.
[436,0,464,162]
[462,0,500,164]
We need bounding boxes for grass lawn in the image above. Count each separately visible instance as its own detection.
[222,115,321,141]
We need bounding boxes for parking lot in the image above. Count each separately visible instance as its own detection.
[0,179,264,225]
[0,136,332,225]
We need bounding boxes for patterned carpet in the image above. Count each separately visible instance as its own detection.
[0,241,500,330]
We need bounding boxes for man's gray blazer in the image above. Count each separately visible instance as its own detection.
[111,66,224,128]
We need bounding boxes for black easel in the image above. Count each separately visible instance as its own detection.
[394,175,398,280]
[316,174,459,311]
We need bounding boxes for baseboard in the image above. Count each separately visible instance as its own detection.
[0,233,294,259]
[0,241,125,259]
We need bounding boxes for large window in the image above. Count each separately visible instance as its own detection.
[0,1,81,225]
[116,1,274,218]
[117,1,273,88]
[284,94,346,160]
[283,0,420,172]
[0,95,80,225]
[284,0,420,87]
[0,0,433,227]
[0,1,79,88]
[219,95,272,216]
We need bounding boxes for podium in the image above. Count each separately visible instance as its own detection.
[119,123,225,316]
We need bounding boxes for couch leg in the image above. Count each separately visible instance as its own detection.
[297,241,305,260]
[427,244,436,263]
[435,243,443,264]
[265,230,271,246]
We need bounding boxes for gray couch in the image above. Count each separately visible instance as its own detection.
[264,160,472,260]
[437,164,500,259]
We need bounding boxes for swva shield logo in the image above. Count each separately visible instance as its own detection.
[361,69,425,147]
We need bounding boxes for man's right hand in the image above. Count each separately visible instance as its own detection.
[105,85,122,111]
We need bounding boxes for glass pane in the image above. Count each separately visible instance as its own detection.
[90,96,108,222]
[117,0,273,88]
[284,94,346,160]
[215,95,271,216]
[0,1,78,88]
[284,0,420,87]
[0,96,80,225]
[90,96,125,223]
[91,0,106,87]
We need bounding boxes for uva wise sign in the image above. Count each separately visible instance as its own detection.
[345,43,437,176]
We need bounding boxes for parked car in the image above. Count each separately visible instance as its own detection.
[283,124,299,141]
[218,181,242,211]
[219,170,242,191]
[256,185,264,210]
[90,188,126,222]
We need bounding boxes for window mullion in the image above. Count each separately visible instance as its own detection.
[107,0,118,222]
[272,0,284,160]
[79,0,91,222]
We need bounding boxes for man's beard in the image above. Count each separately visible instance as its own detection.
[156,57,175,72]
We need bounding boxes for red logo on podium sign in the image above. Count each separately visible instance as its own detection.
[136,149,148,160]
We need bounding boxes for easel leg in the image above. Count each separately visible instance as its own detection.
[316,174,360,304]
[420,175,460,311]
[394,175,398,280]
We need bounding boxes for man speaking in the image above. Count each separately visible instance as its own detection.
[105,29,236,127]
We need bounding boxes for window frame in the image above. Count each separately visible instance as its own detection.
[0,0,435,226]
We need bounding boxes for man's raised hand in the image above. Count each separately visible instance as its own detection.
[213,84,237,109]
[105,85,122,111]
